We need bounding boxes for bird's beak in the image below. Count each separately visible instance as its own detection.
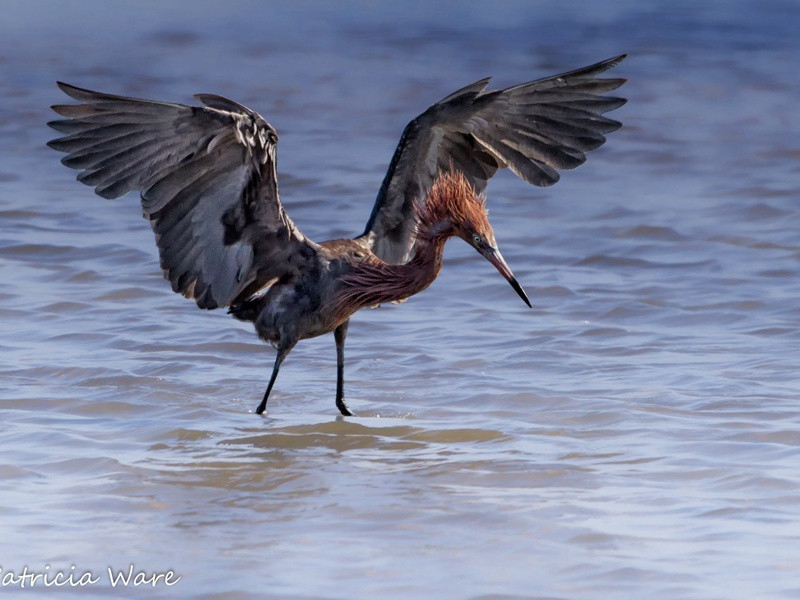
[482,247,532,308]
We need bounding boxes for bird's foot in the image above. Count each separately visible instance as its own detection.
[336,397,354,417]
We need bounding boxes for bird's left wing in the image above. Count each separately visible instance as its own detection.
[360,54,628,263]
[48,83,318,309]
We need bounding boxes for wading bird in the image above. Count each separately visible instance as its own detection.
[48,54,627,416]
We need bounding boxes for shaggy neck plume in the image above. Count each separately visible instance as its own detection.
[334,232,447,319]
[334,172,482,320]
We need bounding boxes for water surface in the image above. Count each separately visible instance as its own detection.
[1,1,799,598]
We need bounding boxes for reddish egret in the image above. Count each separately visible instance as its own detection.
[48,54,627,415]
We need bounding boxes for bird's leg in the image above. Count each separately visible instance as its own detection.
[255,346,290,415]
[334,320,354,417]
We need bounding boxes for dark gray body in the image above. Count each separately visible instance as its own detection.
[237,239,371,350]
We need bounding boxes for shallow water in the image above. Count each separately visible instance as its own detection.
[1,1,799,598]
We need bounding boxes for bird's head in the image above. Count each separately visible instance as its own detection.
[420,172,532,308]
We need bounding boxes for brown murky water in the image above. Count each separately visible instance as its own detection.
[1,1,799,598]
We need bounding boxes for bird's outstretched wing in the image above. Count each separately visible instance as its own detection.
[360,54,628,263]
[48,83,318,309]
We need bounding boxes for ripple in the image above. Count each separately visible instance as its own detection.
[618,224,686,241]
[3,5,800,599]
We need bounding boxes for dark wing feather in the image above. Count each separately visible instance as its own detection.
[361,54,628,263]
[48,82,318,309]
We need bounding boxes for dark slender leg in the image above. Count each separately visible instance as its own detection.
[334,321,354,416]
[255,347,289,415]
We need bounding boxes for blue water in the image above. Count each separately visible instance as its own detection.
[1,1,799,598]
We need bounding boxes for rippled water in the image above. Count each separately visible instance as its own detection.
[2,1,799,598]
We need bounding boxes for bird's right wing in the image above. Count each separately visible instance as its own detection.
[360,54,628,263]
[48,83,319,309]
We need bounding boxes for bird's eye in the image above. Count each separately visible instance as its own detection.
[472,233,482,245]
[267,131,278,144]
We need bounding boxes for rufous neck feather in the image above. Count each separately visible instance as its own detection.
[333,172,485,321]
[414,171,487,242]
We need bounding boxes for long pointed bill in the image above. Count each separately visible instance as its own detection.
[483,248,532,308]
